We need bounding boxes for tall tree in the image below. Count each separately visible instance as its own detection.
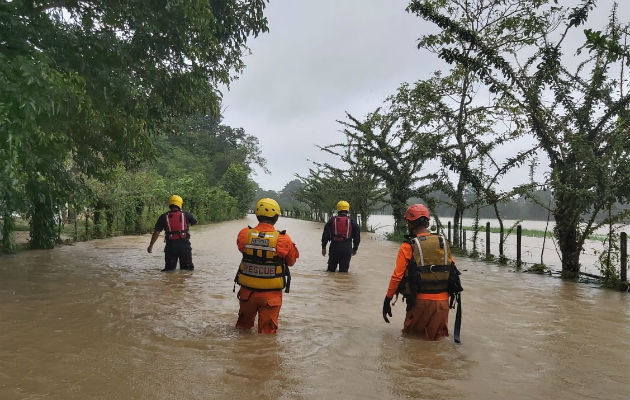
[333,102,441,233]
[410,0,630,278]
[0,0,268,248]
[318,138,386,231]
[409,0,542,248]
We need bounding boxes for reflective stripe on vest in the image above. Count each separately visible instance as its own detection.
[237,229,286,290]
[411,234,451,294]
[165,211,188,240]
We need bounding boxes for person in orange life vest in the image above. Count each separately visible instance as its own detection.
[321,200,360,272]
[234,198,299,334]
[147,195,198,272]
[382,204,461,340]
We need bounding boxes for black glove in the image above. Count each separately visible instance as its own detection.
[382,296,392,323]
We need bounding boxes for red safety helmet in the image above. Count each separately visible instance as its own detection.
[405,204,430,221]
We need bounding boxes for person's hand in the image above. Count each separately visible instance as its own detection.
[147,245,153,254]
[382,296,392,323]
[321,247,326,256]
[352,249,357,256]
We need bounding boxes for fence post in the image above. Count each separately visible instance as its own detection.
[485,222,491,257]
[621,232,627,282]
[462,230,466,251]
[516,225,522,268]
[448,221,451,244]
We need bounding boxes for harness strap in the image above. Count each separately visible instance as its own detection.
[418,265,451,273]
[284,266,291,293]
[441,235,448,265]
[413,237,425,266]
[453,293,462,344]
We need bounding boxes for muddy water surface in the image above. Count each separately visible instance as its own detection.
[1,215,628,399]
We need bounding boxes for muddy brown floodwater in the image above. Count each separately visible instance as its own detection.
[0,215,628,399]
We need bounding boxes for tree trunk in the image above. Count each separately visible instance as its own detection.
[30,199,57,249]
[471,196,480,255]
[93,208,102,238]
[135,200,144,233]
[71,204,78,242]
[358,205,370,232]
[1,209,15,253]
[453,206,464,248]
[452,176,466,248]
[554,199,581,279]
[390,187,409,234]
[492,201,505,258]
[106,209,115,237]
[84,208,90,241]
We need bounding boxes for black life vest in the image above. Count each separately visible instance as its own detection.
[332,215,352,241]
[165,211,188,240]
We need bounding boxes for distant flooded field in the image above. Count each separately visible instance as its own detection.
[367,215,630,276]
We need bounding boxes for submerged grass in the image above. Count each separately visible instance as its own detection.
[386,226,606,242]
[460,225,606,242]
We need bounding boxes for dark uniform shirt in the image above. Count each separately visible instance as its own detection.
[154,210,198,241]
[321,213,360,252]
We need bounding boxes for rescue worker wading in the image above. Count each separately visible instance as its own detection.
[234,198,299,334]
[321,200,360,272]
[147,195,198,271]
[382,204,463,342]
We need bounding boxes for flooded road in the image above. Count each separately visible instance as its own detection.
[1,215,628,399]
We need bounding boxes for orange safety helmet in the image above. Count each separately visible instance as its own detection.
[404,204,430,221]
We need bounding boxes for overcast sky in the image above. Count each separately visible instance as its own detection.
[221,0,629,192]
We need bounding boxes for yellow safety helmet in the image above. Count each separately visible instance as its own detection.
[337,200,350,212]
[169,194,183,209]
[255,198,281,218]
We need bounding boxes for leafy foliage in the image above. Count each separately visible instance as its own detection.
[0,1,268,250]
[410,0,630,278]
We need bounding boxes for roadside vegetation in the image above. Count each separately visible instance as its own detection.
[0,1,268,253]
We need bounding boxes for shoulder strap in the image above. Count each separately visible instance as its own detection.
[412,237,425,266]
[165,212,172,232]
[438,235,448,265]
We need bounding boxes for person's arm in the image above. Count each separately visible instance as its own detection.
[147,215,164,253]
[147,231,161,253]
[383,243,412,323]
[351,219,360,255]
[277,233,299,266]
[237,227,249,252]
[186,211,198,226]
[321,219,332,256]
[385,243,412,299]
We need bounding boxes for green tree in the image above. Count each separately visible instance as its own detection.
[407,0,543,247]
[0,0,269,250]
[220,163,256,217]
[319,138,386,231]
[334,102,441,233]
[410,0,630,278]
